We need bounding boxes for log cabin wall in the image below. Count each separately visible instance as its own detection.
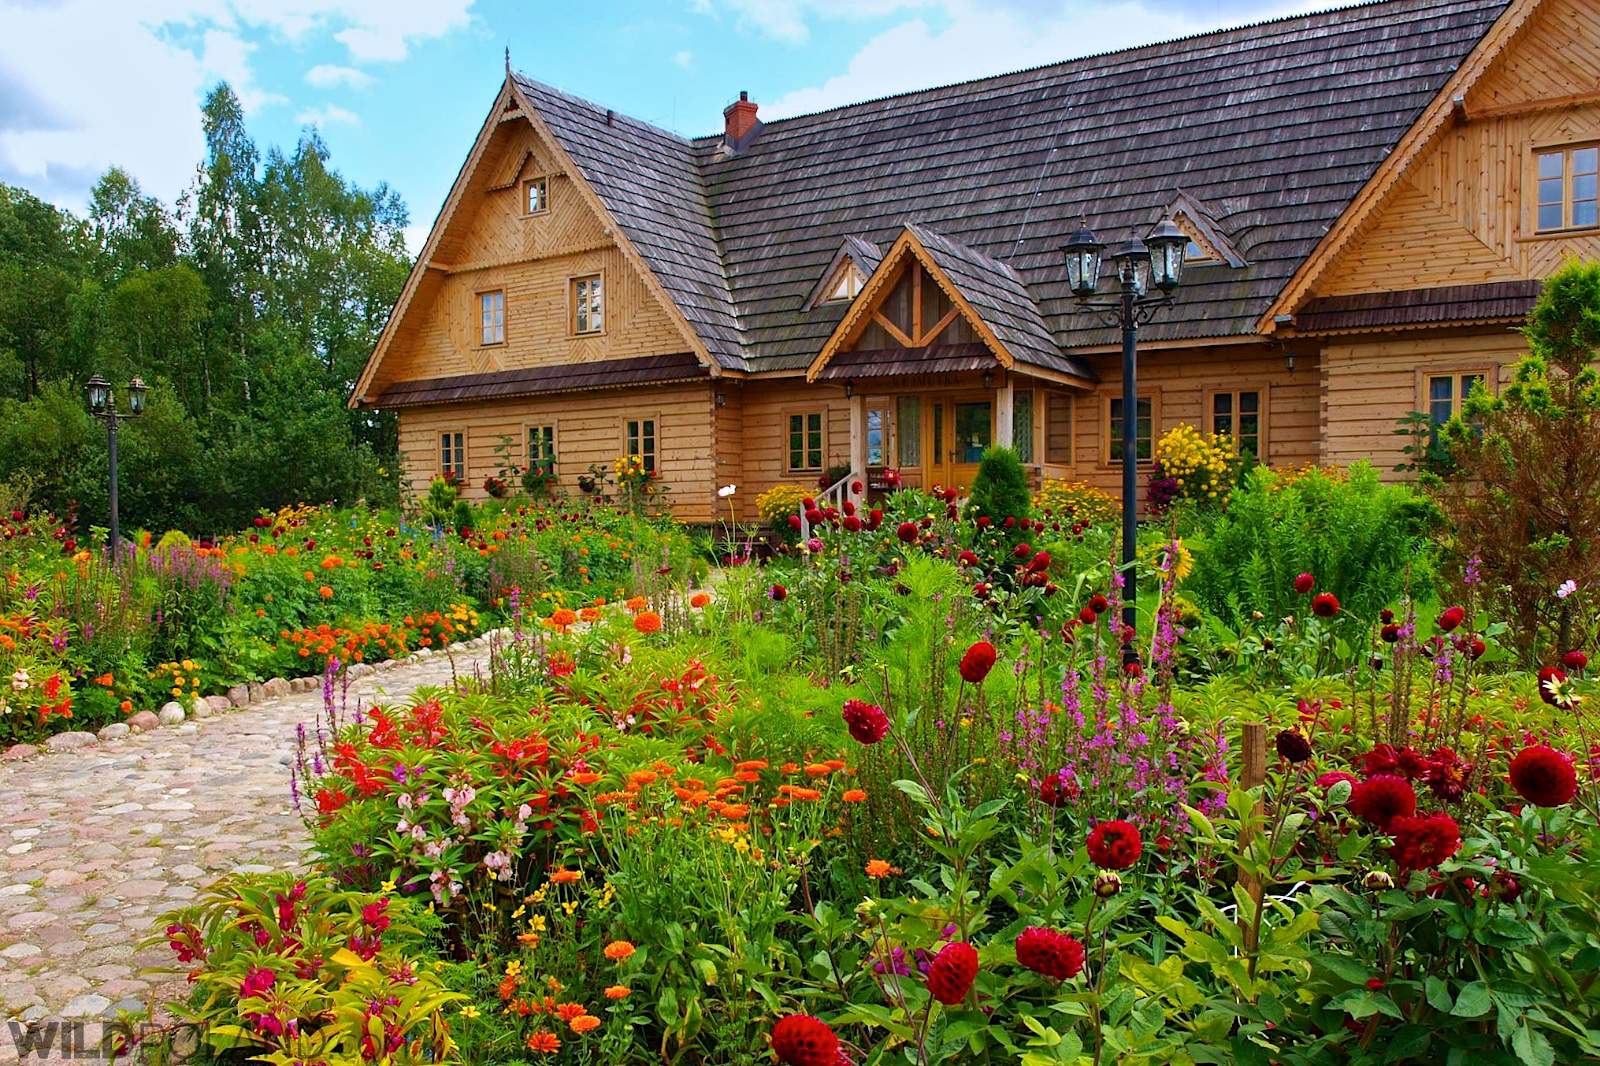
[396,382,718,521]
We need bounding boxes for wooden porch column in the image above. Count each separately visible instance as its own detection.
[994,375,1014,450]
[849,391,866,500]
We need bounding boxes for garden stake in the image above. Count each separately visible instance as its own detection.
[1238,721,1267,954]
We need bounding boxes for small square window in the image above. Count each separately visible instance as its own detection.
[524,176,550,216]
[572,275,604,334]
[787,411,825,472]
[479,290,505,346]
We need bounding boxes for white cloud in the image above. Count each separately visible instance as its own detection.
[231,0,475,62]
[762,0,1351,117]
[673,49,695,69]
[296,103,361,127]
[699,0,931,43]
[306,63,374,89]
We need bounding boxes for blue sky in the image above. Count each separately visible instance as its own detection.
[1,0,1349,253]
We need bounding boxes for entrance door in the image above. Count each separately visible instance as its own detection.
[949,397,993,491]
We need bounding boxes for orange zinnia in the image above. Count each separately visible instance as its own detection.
[633,611,662,634]
[719,803,750,820]
[804,763,832,777]
[526,1031,561,1053]
[555,1002,585,1022]
[318,585,334,599]
[689,591,710,608]
[865,859,893,878]
[603,940,636,961]
[569,1014,602,1033]
[549,868,583,884]
[570,771,602,786]
[550,608,577,629]
[625,596,647,612]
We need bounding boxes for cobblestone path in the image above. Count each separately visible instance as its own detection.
[0,642,494,1063]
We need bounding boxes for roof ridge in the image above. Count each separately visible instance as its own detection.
[685,0,1489,141]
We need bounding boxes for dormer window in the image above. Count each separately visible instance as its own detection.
[825,264,864,303]
[523,176,550,216]
[1184,238,1219,264]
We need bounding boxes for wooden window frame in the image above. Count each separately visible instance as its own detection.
[1531,141,1600,237]
[622,414,659,474]
[521,175,551,217]
[524,421,558,468]
[822,261,865,304]
[1101,391,1160,467]
[784,408,828,474]
[477,288,506,347]
[1043,391,1075,469]
[1417,368,1494,430]
[570,272,606,336]
[1204,386,1270,459]
[439,428,468,481]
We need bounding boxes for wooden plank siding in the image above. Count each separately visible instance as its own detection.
[1319,329,1525,475]
[397,383,719,521]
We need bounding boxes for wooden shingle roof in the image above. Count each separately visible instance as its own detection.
[517,0,1510,374]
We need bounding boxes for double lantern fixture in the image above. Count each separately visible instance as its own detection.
[84,373,148,559]
[1061,217,1189,660]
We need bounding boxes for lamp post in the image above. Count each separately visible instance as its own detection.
[84,373,147,559]
[1064,217,1187,659]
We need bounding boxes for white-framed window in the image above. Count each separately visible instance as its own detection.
[1536,145,1599,233]
[625,417,657,473]
[572,274,604,334]
[825,264,864,303]
[440,431,466,480]
[523,176,550,216]
[786,411,825,472]
[479,290,505,346]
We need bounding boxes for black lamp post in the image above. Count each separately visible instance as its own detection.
[1064,217,1187,658]
[85,373,147,559]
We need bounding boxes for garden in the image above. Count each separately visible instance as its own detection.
[124,265,1600,1065]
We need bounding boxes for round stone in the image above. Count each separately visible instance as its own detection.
[97,723,130,741]
[44,731,97,752]
[3,743,38,761]
[158,704,186,726]
[126,710,159,733]
[226,683,251,706]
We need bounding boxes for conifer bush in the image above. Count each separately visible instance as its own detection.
[964,445,1030,534]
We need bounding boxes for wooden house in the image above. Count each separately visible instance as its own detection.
[351,0,1600,524]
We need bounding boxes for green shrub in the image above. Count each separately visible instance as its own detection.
[1185,462,1439,629]
[964,445,1030,533]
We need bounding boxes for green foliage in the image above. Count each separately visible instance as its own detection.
[1185,463,1438,631]
[964,445,1031,532]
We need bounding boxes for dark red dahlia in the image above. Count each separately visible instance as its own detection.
[1508,745,1577,807]
[1311,592,1340,618]
[843,515,862,532]
[1562,649,1588,671]
[1293,572,1315,594]
[1088,593,1110,614]
[1423,747,1471,803]
[770,584,788,601]
[1348,774,1417,830]
[926,941,978,1005]
[1538,665,1572,708]
[770,1014,839,1066]
[1389,812,1462,873]
[841,699,889,745]
[1436,605,1466,632]
[1380,623,1401,643]
[896,521,918,544]
[958,641,997,684]
[1275,729,1313,763]
[1086,819,1142,870]
[1038,770,1075,808]
[1015,926,1085,980]
[1077,606,1098,626]
[1026,550,1052,573]
[1359,744,1400,777]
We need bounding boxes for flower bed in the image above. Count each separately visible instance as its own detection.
[148,558,1600,1065]
[0,501,693,746]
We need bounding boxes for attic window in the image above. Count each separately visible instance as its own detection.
[1184,239,1219,264]
[824,264,864,303]
[523,176,550,216]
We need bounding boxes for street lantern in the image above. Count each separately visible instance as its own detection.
[1063,215,1187,662]
[1145,218,1188,293]
[84,374,145,560]
[127,377,148,416]
[1063,224,1104,298]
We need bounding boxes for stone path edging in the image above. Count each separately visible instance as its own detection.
[0,635,500,1063]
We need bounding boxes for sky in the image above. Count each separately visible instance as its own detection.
[1,0,1356,254]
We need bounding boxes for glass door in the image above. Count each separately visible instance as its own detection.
[950,398,993,490]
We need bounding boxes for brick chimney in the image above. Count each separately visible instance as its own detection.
[723,91,760,146]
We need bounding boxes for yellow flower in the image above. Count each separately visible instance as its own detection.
[381,879,396,893]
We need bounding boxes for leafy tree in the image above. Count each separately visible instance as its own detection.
[1437,260,1600,660]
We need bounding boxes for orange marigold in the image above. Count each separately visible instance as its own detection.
[570,771,602,786]
[633,611,663,634]
[579,607,602,623]
[526,1031,561,1053]
[549,868,584,884]
[625,596,648,612]
[318,585,334,599]
[569,1014,602,1033]
[555,1002,585,1022]
[604,985,631,1000]
[842,789,867,803]
[734,759,769,772]
[804,763,832,777]
[549,608,577,629]
[603,940,636,962]
[865,859,893,878]
[720,803,750,820]
[689,591,710,609]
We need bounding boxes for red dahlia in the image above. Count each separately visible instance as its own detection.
[1275,728,1313,763]
[1508,745,1578,807]
[1311,592,1340,617]
[1562,649,1588,671]
[1088,593,1110,614]
[1389,812,1462,873]
[770,584,788,601]
[1038,770,1073,808]
[1348,774,1417,830]
[770,1014,839,1066]
[926,940,978,1005]
[841,699,889,745]
[958,641,998,684]
[896,521,918,544]
[1436,605,1466,632]
[1015,926,1085,980]
[1086,819,1142,870]
[1293,572,1315,594]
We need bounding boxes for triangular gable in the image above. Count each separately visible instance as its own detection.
[1166,191,1246,269]
[349,77,720,408]
[806,224,1092,385]
[801,236,882,310]
[1258,0,1544,331]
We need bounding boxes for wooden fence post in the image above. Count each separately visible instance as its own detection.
[1239,721,1267,953]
